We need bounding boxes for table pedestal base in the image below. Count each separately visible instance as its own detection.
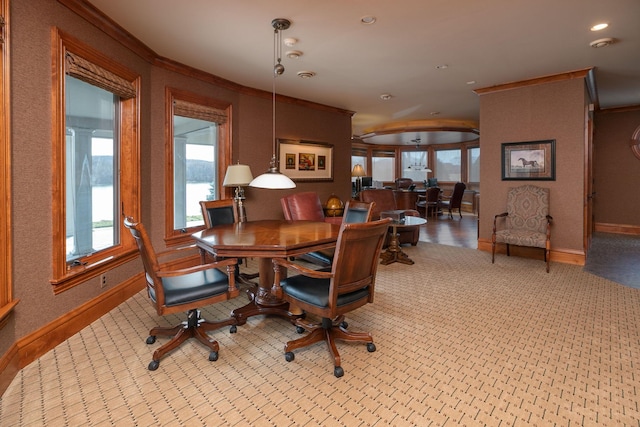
[380,231,415,265]
[231,258,303,325]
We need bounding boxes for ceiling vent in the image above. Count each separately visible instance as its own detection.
[590,38,616,48]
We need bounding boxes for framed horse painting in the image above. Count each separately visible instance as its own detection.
[501,139,556,181]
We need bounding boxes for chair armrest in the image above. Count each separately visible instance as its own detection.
[271,257,333,298]
[155,244,198,259]
[157,257,238,278]
[493,212,508,233]
[403,209,421,217]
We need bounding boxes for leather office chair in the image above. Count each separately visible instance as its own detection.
[416,186,441,218]
[272,217,392,377]
[440,182,466,219]
[492,185,553,272]
[288,200,375,268]
[280,192,344,267]
[395,177,414,190]
[199,199,258,284]
[124,217,240,370]
[280,191,341,223]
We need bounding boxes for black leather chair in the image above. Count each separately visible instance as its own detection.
[441,182,466,219]
[292,200,375,268]
[271,217,392,377]
[199,199,258,284]
[124,217,240,370]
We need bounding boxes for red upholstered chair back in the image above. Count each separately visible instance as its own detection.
[359,189,396,220]
[280,192,326,222]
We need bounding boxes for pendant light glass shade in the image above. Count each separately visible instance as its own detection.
[249,18,296,190]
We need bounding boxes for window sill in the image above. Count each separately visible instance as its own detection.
[50,250,137,295]
[0,299,19,330]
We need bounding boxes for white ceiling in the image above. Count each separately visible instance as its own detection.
[87,0,640,144]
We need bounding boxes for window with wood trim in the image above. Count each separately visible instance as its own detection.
[165,88,231,244]
[51,29,140,293]
[0,0,17,326]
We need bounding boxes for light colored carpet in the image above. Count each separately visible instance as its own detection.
[1,243,640,426]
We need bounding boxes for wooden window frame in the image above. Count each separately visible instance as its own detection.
[164,87,232,246]
[0,0,17,326]
[51,28,141,293]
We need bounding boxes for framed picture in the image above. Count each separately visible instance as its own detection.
[501,139,556,181]
[285,153,295,169]
[278,139,333,181]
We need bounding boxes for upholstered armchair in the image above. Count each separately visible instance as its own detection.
[359,188,420,246]
[492,185,553,272]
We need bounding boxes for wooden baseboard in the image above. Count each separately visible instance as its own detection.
[594,223,640,235]
[0,273,145,397]
[477,239,586,266]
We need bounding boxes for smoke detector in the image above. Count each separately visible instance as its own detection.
[590,38,616,48]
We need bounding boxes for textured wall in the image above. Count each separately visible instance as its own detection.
[593,109,640,227]
[478,78,588,255]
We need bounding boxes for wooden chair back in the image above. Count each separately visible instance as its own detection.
[342,200,374,224]
[199,199,238,228]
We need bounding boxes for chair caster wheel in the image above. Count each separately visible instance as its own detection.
[285,352,295,362]
[230,325,237,333]
[296,326,305,334]
[367,343,376,352]
[209,351,218,362]
[340,321,348,329]
[146,336,156,345]
[334,366,344,378]
[148,360,159,371]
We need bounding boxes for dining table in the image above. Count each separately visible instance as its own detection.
[191,219,341,325]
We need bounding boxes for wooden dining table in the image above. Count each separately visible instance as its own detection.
[192,219,341,325]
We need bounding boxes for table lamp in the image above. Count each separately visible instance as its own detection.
[223,163,253,222]
[352,164,366,194]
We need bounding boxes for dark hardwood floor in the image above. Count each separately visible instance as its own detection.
[418,212,478,249]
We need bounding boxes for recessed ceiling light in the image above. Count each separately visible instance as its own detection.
[380,93,392,100]
[590,23,609,31]
[466,80,476,85]
[361,15,376,25]
[297,71,316,79]
[435,64,448,69]
[286,50,303,59]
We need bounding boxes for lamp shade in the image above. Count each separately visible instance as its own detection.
[223,164,253,186]
[249,169,296,189]
[352,164,366,177]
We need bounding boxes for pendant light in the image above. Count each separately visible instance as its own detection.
[249,18,296,189]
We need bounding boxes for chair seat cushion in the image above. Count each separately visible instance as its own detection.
[495,229,546,248]
[281,269,369,308]
[152,268,230,306]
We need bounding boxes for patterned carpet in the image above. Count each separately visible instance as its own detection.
[1,243,640,426]
[584,232,640,289]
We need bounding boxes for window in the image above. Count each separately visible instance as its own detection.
[468,146,480,183]
[52,29,140,292]
[435,149,461,182]
[165,88,231,243]
[401,150,429,183]
[372,149,395,183]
